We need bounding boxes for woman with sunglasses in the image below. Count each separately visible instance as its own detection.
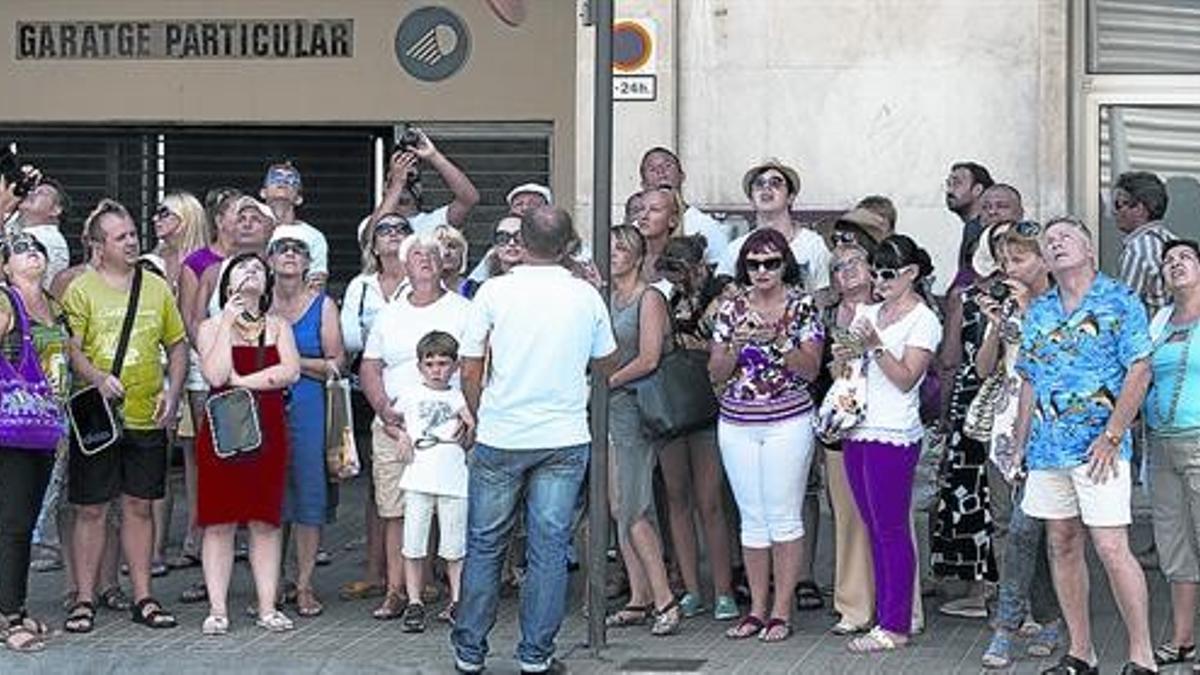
[604,225,681,636]
[335,213,413,604]
[651,234,738,622]
[0,234,69,651]
[834,234,940,653]
[709,228,824,643]
[463,216,524,299]
[268,227,345,619]
[194,252,300,635]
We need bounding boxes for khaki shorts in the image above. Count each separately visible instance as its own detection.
[1149,434,1200,583]
[1022,460,1131,527]
[371,419,410,519]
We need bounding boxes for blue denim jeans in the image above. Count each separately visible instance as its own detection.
[451,443,588,672]
[995,483,1061,630]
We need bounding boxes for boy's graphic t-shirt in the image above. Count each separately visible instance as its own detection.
[396,383,469,498]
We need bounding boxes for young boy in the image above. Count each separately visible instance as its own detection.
[395,330,473,632]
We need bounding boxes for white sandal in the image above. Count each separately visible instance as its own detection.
[201,614,229,636]
[847,626,905,653]
[256,610,294,633]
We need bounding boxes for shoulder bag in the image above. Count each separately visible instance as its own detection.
[0,286,66,452]
[205,327,266,459]
[632,290,720,439]
[68,267,142,456]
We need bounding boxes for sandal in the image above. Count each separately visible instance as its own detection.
[295,588,323,617]
[437,602,457,625]
[847,626,904,653]
[373,592,405,620]
[7,612,48,636]
[315,548,332,566]
[605,604,651,628]
[759,617,792,643]
[3,626,45,653]
[63,601,96,634]
[725,614,765,640]
[165,552,200,570]
[256,610,294,633]
[130,597,178,629]
[179,581,208,604]
[831,619,869,636]
[651,598,682,637]
[794,580,824,610]
[339,580,386,601]
[201,614,229,636]
[1155,641,1196,666]
[401,602,426,633]
[150,559,169,578]
[98,586,131,612]
[982,630,1016,669]
[279,580,298,605]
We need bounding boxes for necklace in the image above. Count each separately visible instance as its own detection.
[1155,323,1194,428]
[233,313,266,344]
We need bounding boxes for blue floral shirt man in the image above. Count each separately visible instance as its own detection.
[1015,273,1151,470]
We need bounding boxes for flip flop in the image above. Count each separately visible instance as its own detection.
[725,614,765,640]
[759,617,792,643]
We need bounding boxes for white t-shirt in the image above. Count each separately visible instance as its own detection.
[847,301,942,445]
[396,383,469,498]
[287,220,329,278]
[683,206,730,268]
[362,289,471,404]
[718,226,831,291]
[462,265,617,449]
[340,273,407,355]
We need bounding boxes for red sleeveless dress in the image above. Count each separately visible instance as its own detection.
[195,345,289,527]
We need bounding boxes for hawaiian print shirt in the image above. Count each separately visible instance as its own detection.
[711,286,823,424]
[1015,273,1151,470]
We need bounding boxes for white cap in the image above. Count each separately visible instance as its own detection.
[235,196,276,223]
[505,182,552,207]
[267,224,312,256]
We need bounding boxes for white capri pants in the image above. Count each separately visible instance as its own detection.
[402,490,468,560]
[718,413,815,548]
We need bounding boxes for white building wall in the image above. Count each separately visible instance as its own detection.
[577,0,1070,291]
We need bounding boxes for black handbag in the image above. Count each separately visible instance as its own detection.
[204,328,266,459]
[68,267,142,456]
[631,292,719,439]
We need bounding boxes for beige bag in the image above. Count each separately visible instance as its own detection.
[324,377,360,481]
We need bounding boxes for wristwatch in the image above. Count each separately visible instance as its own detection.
[1102,428,1121,446]
[868,347,885,361]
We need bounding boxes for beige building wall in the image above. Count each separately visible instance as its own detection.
[0,0,578,206]
[580,0,1070,291]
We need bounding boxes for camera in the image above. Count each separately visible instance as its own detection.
[0,143,39,198]
[395,126,422,153]
[988,280,1011,302]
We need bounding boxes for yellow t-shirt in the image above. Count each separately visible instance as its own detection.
[63,269,186,430]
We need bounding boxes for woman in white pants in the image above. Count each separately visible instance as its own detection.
[709,228,824,643]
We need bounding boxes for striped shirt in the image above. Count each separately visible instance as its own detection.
[1119,221,1176,314]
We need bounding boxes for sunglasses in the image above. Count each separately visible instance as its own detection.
[745,256,784,272]
[832,256,866,274]
[1011,220,1041,237]
[268,240,309,257]
[2,237,45,260]
[871,267,909,282]
[494,231,523,246]
[152,204,176,221]
[832,230,860,246]
[376,220,413,237]
[752,175,787,192]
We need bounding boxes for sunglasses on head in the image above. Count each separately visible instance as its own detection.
[832,229,861,246]
[745,256,784,272]
[494,231,522,246]
[832,256,866,274]
[2,236,44,260]
[1011,220,1041,237]
[752,175,787,192]
[269,239,309,257]
[152,204,175,221]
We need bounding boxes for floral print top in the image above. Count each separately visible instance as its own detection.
[712,286,824,424]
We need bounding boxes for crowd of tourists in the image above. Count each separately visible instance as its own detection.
[0,134,1193,675]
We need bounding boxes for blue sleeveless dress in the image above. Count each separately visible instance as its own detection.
[282,294,328,526]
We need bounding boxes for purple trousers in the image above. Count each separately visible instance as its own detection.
[842,438,919,634]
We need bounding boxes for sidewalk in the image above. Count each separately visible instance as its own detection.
[1,474,1172,674]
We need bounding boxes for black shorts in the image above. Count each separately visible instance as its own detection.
[68,428,168,505]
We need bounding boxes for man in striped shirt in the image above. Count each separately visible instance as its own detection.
[1114,170,1176,315]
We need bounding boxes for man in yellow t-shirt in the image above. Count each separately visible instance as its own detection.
[62,199,187,633]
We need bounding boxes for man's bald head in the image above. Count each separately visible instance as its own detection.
[521,206,574,260]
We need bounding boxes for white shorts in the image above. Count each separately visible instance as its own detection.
[402,491,467,560]
[1022,460,1132,527]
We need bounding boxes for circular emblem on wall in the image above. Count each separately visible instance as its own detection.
[395,6,471,82]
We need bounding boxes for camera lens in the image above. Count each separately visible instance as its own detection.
[989,281,1010,301]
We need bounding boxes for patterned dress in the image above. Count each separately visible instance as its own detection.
[931,287,997,582]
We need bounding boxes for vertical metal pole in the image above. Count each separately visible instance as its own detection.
[587,0,614,657]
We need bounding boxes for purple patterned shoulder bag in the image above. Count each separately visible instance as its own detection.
[0,286,66,451]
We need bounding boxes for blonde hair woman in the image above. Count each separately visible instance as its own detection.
[152,191,208,292]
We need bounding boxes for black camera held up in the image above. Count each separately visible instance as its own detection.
[0,143,40,198]
[394,126,422,154]
[988,279,1011,302]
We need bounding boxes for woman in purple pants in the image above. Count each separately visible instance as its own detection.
[833,234,941,653]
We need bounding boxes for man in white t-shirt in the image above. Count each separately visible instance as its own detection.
[451,207,617,675]
[717,160,831,292]
[9,177,71,287]
[639,146,729,266]
[260,162,329,288]
[360,128,479,241]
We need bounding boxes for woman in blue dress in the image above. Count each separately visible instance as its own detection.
[267,226,345,617]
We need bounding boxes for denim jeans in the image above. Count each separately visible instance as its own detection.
[994,483,1061,630]
[451,443,588,672]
